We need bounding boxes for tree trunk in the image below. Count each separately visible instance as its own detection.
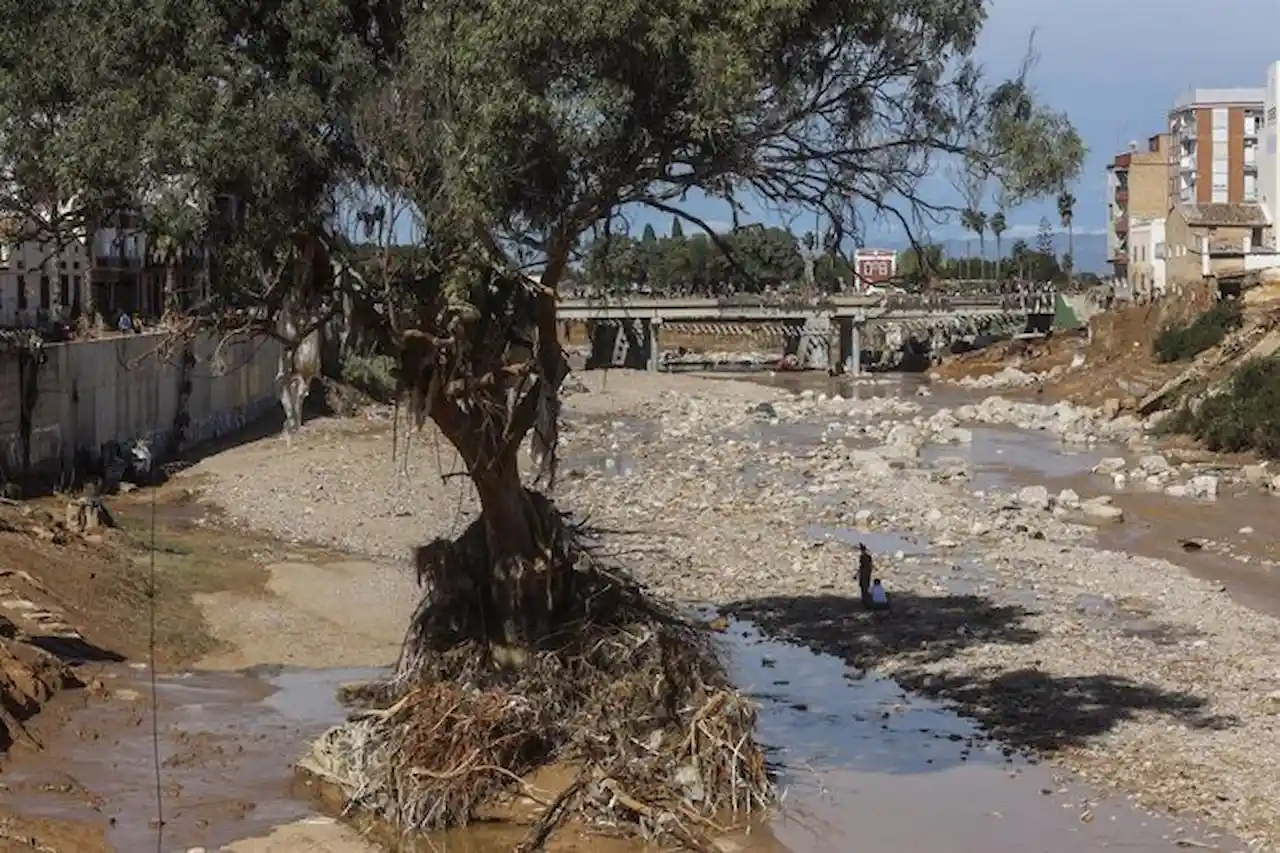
[164,260,178,315]
[995,236,1002,281]
[1067,223,1075,279]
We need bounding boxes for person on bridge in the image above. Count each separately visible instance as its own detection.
[857,543,873,607]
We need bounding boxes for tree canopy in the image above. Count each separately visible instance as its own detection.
[578,225,852,294]
[0,0,1086,618]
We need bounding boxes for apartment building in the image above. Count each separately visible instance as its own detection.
[1168,87,1265,207]
[1260,62,1280,225]
[1106,134,1172,279]
[0,222,90,327]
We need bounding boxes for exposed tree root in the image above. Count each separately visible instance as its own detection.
[301,493,772,850]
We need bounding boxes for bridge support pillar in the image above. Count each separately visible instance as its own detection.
[645,318,662,372]
[836,317,863,375]
[799,315,831,371]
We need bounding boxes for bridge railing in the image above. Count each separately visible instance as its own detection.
[558,289,1058,314]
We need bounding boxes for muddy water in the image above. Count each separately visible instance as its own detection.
[4,664,385,851]
[723,618,1243,852]
[922,425,1113,492]
[1026,468,1280,620]
[6,622,1244,853]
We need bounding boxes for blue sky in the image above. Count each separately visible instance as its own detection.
[373,1,1280,252]
[628,0,1280,247]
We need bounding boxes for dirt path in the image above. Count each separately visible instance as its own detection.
[194,558,417,670]
[221,818,377,852]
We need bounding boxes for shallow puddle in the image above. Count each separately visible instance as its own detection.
[4,665,386,852]
[720,618,1246,853]
[804,524,929,556]
[922,425,1117,491]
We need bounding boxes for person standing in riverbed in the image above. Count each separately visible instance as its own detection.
[870,579,890,611]
[857,543,873,608]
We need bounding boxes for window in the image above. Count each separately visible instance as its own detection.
[39,275,49,310]
[16,274,25,310]
[59,274,69,306]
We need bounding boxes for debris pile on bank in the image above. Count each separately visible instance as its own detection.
[302,497,772,849]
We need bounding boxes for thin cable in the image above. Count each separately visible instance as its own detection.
[147,401,165,852]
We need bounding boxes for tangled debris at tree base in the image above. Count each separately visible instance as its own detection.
[301,496,773,850]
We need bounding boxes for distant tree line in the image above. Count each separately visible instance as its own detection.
[575,219,852,295]
[572,214,1086,296]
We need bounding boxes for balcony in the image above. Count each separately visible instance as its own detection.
[1179,156,1196,172]
[1113,216,1129,233]
[95,254,143,269]
[1114,189,1128,204]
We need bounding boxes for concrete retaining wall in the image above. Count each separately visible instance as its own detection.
[0,332,281,478]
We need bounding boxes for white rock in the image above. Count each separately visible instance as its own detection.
[1138,454,1172,474]
[1016,485,1053,511]
[1242,463,1270,485]
[1056,488,1081,509]
[1188,475,1220,499]
[1081,500,1124,522]
[1094,457,1127,475]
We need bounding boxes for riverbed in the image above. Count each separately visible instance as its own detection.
[5,368,1280,851]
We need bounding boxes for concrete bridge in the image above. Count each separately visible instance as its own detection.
[558,292,1055,372]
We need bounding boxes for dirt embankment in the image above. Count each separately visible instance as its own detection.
[0,485,299,851]
[934,284,1232,408]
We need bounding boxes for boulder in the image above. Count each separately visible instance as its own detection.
[1188,474,1220,499]
[1016,485,1053,511]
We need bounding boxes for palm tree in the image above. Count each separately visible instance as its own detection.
[960,209,987,281]
[989,211,1007,280]
[1057,190,1076,280]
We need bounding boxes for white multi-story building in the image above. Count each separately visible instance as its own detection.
[0,226,91,327]
[1259,62,1280,225]
[1168,87,1265,206]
